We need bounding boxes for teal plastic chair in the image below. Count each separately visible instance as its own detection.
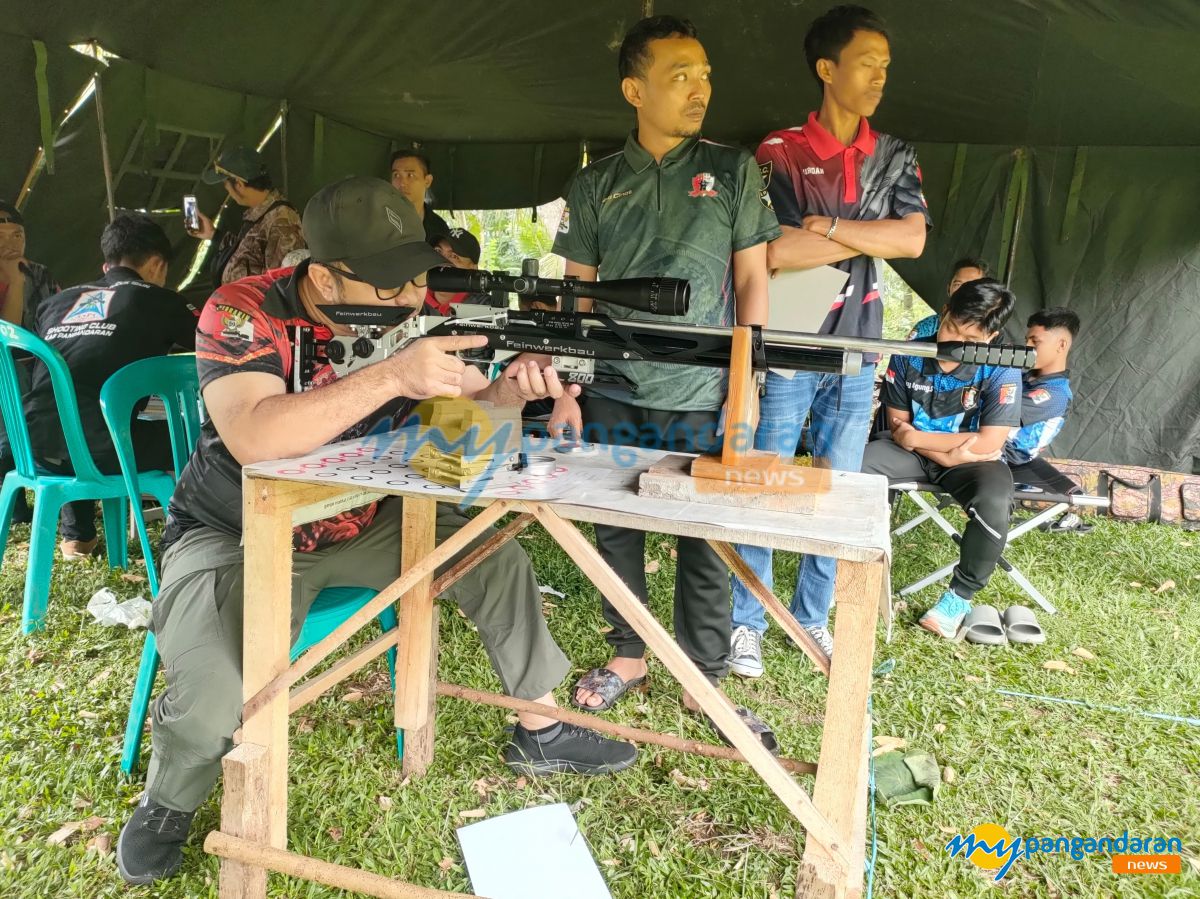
[0,321,167,633]
[99,355,400,775]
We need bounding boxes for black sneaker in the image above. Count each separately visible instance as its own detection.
[504,722,638,776]
[116,794,196,885]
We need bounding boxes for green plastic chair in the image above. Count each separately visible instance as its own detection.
[99,355,400,775]
[0,321,168,633]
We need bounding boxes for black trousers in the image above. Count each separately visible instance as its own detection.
[863,435,1013,600]
[1009,456,1079,496]
[580,395,730,681]
[41,420,174,542]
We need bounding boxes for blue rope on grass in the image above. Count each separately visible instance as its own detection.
[996,689,1200,727]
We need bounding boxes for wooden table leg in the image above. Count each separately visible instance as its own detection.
[234,476,301,896]
[799,559,882,899]
[533,504,852,875]
[395,496,438,777]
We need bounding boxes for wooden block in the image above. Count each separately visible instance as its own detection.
[240,476,296,851]
[638,452,821,513]
[217,743,269,899]
[394,497,438,733]
[801,559,882,897]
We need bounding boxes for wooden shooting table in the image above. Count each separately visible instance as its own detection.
[204,434,891,899]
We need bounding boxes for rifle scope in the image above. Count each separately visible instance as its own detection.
[428,260,689,317]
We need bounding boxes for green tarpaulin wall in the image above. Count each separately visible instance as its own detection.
[2,1,1197,471]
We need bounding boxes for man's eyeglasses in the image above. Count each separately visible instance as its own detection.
[327,264,426,301]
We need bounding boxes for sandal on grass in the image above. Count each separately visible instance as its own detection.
[701,705,780,757]
[570,667,648,712]
[961,605,1008,645]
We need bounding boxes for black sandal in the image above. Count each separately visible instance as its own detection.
[570,667,649,712]
[702,705,780,756]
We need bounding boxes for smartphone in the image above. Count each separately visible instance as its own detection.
[182,194,199,231]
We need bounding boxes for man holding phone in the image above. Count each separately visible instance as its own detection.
[117,177,638,886]
[185,145,305,287]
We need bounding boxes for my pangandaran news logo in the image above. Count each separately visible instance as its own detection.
[944,823,1184,880]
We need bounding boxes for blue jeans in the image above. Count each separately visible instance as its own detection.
[731,366,876,631]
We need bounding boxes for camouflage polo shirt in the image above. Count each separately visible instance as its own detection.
[553,132,780,412]
[218,190,306,284]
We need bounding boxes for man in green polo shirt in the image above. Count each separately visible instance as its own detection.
[550,15,781,747]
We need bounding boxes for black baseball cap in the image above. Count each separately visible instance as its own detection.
[436,227,481,263]
[302,176,445,288]
[0,201,24,227]
[202,145,268,184]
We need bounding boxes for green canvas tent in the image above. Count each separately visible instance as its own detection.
[2,0,1198,471]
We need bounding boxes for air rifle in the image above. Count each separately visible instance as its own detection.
[314,259,1036,388]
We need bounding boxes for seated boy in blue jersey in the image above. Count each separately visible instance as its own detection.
[864,279,1021,639]
[1004,307,1087,530]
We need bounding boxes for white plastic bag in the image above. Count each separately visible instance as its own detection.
[87,588,152,629]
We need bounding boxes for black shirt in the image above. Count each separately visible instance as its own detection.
[26,267,197,464]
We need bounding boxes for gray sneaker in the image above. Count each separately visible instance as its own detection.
[804,624,834,658]
[729,625,764,678]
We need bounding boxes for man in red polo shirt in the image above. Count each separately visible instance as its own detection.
[730,5,931,678]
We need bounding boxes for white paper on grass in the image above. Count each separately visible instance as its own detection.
[457,803,612,899]
[766,264,852,379]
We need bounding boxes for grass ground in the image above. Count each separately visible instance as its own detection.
[0,502,1197,898]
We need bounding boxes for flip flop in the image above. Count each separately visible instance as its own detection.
[960,605,1008,645]
[702,705,780,756]
[570,667,648,712]
[1002,605,1046,644]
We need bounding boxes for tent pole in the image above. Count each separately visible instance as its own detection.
[94,71,117,222]
[279,100,289,197]
[1004,160,1028,287]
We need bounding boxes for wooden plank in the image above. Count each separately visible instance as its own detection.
[845,714,872,899]
[205,832,478,898]
[242,500,514,721]
[532,503,851,875]
[401,625,438,778]
[641,452,819,513]
[437,682,817,775]
[719,325,754,467]
[541,500,887,563]
[710,540,831,677]
[428,512,535,596]
[240,476,296,850]
[217,743,269,899]
[800,560,882,898]
[289,628,398,714]
[394,496,438,760]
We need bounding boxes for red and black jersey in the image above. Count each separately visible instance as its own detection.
[163,261,414,553]
[757,112,931,340]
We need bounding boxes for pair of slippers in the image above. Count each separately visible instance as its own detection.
[960,604,1045,645]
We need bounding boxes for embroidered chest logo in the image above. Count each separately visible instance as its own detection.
[999,383,1017,405]
[801,166,825,176]
[62,289,115,324]
[1028,387,1051,405]
[688,172,718,198]
[961,386,979,411]
[758,162,774,209]
[557,206,571,234]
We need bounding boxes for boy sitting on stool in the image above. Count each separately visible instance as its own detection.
[863,279,1020,639]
